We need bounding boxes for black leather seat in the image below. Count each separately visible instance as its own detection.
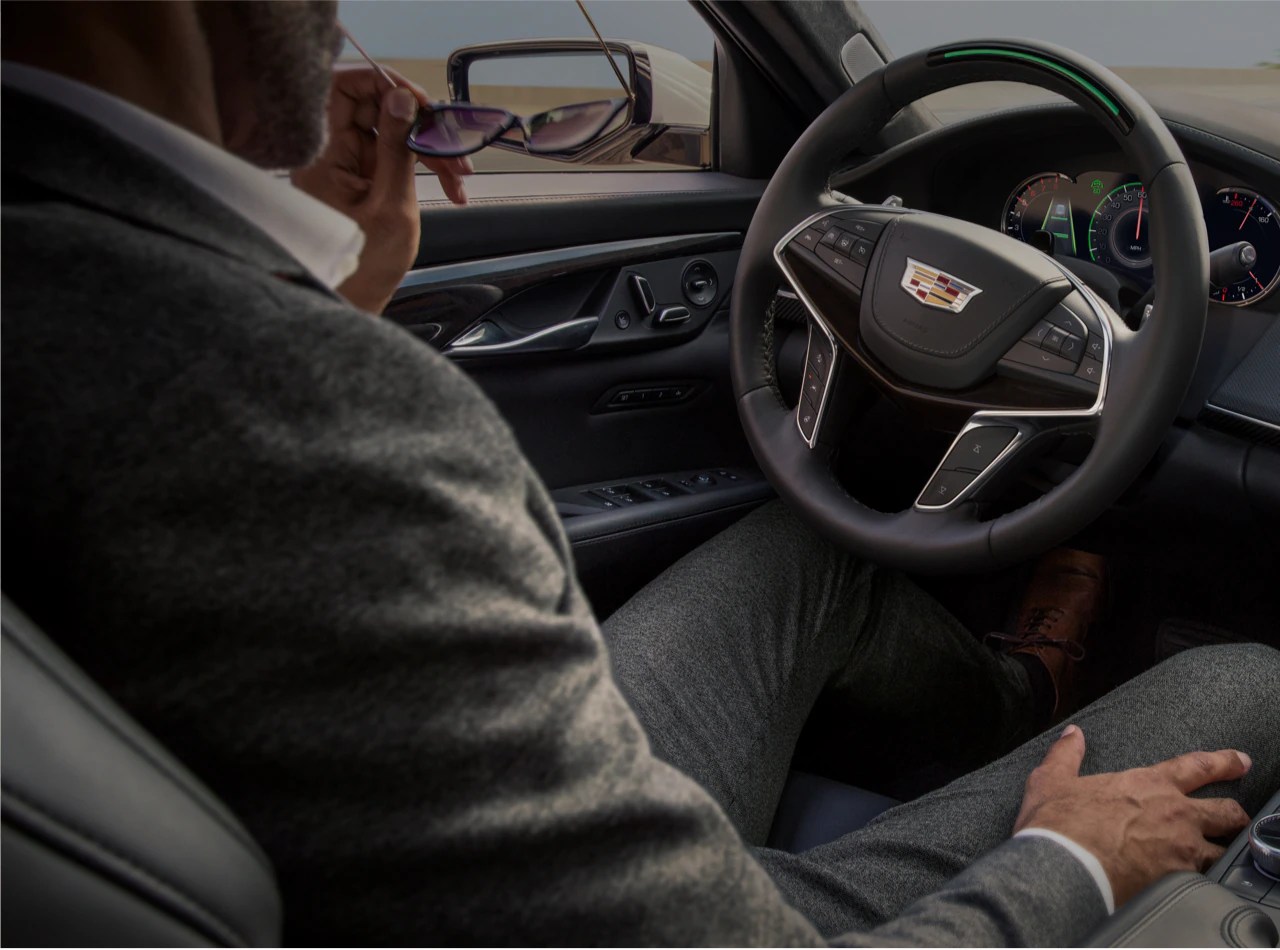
[1,598,281,947]
[2,595,890,944]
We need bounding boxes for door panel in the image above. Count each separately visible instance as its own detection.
[403,175,771,613]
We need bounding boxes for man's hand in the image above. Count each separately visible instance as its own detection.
[291,65,472,314]
[1015,725,1252,907]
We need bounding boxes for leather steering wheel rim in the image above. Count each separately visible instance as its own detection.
[730,38,1208,574]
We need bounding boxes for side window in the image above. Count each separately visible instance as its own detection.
[336,0,715,172]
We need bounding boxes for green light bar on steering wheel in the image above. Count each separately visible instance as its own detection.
[927,44,1133,132]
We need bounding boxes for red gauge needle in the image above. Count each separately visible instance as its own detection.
[1136,193,1144,239]
[1239,196,1258,230]
[1250,270,1266,293]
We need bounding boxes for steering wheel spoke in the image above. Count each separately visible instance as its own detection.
[916,282,1117,511]
[795,314,841,446]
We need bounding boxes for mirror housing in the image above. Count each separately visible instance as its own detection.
[446,39,711,168]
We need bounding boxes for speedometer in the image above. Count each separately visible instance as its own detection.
[1204,188,1280,306]
[1087,181,1150,271]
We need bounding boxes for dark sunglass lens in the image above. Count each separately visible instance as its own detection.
[408,107,510,156]
[525,100,624,153]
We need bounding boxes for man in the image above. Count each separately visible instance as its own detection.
[2,2,1277,945]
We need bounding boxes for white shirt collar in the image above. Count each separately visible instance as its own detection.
[1,61,365,290]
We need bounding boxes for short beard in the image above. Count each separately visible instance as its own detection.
[207,0,341,169]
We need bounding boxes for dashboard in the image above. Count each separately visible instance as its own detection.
[1000,171,1279,307]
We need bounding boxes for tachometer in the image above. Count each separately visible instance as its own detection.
[1002,173,1078,254]
[1205,188,1280,306]
[1087,181,1150,270]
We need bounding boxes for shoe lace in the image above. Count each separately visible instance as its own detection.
[985,607,1087,661]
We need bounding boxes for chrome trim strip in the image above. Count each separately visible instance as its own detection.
[445,316,599,357]
[1203,402,1280,435]
[394,232,740,299]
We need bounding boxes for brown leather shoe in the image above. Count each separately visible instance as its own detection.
[989,548,1107,719]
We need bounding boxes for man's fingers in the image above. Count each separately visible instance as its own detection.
[1197,842,1227,871]
[1030,724,1087,787]
[1158,749,1252,793]
[417,155,472,206]
[369,87,422,203]
[1193,797,1251,838]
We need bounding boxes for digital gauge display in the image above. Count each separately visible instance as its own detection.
[1204,188,1280,306]
[1000,172,1280,307]
[1087,181,1150,272]
[1002,173,1079,254]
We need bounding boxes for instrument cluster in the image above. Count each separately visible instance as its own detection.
[1001,172,1279,307]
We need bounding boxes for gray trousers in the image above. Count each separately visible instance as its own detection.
[602,502,1280,937]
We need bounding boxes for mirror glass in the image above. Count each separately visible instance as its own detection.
[467,51,630,117]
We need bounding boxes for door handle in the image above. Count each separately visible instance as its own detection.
[445,316,599,358]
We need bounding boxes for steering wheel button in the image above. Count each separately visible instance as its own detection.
[1057,334,1084,362]
[803,365,826,402]
[820,227,842,247]
[1046,308,1087,337]
[817,247,864,283]
[1075,353,1104,384]
[835,232,855,254]
[842,218,885,241]
[1003,340,1078,374]
[850,238,875,263]
[1042,326,1068,354]
[1022,320,1055,346]
[794,228,825,251]
[798,400,819,440]
[919,469,978,507]
[944,426,1017,473]
[1086,336,1105,359]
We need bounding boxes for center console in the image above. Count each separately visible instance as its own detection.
[1088,788,1280,947]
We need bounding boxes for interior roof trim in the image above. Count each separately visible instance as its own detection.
[393,232,741,298]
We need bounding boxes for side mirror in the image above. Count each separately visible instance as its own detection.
[446,39,711,168]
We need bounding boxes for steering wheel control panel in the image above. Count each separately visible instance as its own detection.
[790,212,890,296]
[996,290,1104,396]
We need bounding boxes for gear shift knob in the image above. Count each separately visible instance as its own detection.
[1250,813,1280,879]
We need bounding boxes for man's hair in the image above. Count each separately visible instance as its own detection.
[200,0,343,169]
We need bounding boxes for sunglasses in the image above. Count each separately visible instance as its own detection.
[405,98,630,158]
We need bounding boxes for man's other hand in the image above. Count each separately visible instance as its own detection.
[1015,725,1252,908]
[291,65,472,314]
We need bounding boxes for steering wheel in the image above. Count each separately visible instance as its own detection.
[730,39,1208,574]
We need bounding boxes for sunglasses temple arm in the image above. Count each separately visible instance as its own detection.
[338,22,401,91]
[574,0,633,102]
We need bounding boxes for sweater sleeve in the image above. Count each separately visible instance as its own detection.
[834,836,1108,947]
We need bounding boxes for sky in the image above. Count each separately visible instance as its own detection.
[338,1,1280,69]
